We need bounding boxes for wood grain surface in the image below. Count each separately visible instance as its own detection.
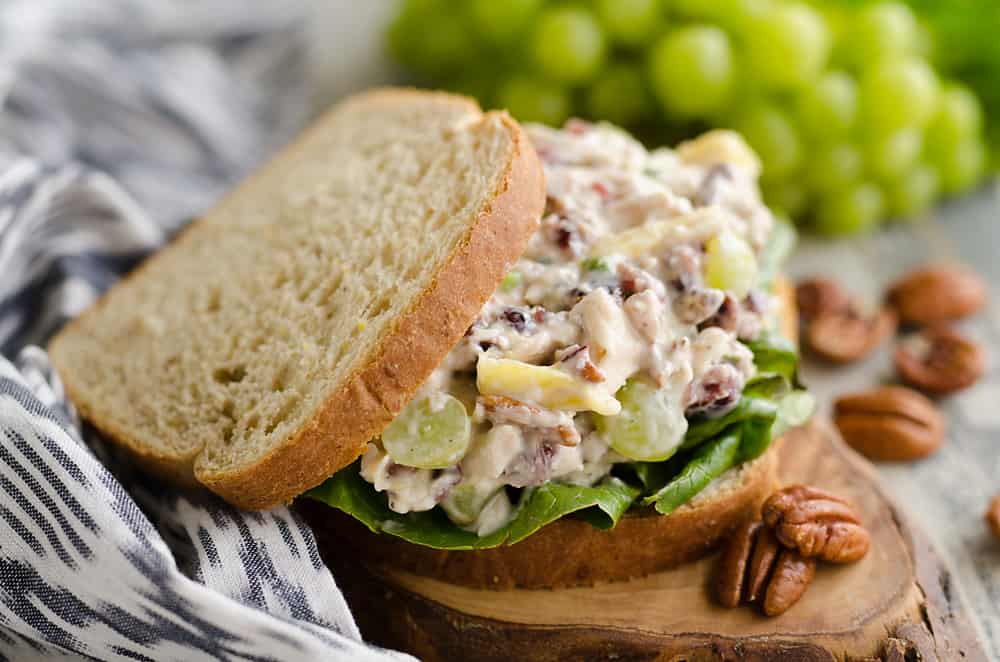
[311,422,987,661]
[788,186,1000,660]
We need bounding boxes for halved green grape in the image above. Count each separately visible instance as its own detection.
[864,127,923,180]
[595,379,688,462]
[925,84,985,155]
[744,3,831,89]
[497,77,570,126]
[532,7,607,84]
[440,483,498,526]
[381,394,471,469]
[586,65,648,126]
[861,58,940,131]
[814,182,885,236]
[467,0,542,46]
[806,143,863,194]
[762,180,809,219]
[648,25,734,118]
[934,139,987,195]
[885,164,939,218]
[705,232,758,298]
[848,2,919,68]
[500,271,523,292]
[796,71,858,140]
[734,104,802,179]
[595,0,661,47]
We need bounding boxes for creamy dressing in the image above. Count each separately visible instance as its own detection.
[358,121,777,535]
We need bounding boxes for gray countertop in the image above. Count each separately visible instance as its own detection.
[787,185,1000,659]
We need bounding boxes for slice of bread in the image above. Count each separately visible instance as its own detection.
[301,279,798,589]
[48,89,544,509]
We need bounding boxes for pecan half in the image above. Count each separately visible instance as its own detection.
[987,493,1000,540]
[886,263,987,325]
[763,550,816,617]
[762,485,870,563]
[834,385,945,461]
[713,519,815,616]
[805,304,896,363]
[894,326,985,395]
[714,519,760,608]
[796,277,851,322]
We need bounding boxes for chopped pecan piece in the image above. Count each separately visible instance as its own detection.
[554,344,605,383]
[886,263,987,325]
[478,395,580,446]
[894,325,985,395]
[805,304,896,364]
[762,485,870,563]
[834,386,944,461]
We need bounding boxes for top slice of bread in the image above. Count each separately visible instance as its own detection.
[48,88,544,509]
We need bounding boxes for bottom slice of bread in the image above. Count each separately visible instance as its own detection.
[300,440,780,590]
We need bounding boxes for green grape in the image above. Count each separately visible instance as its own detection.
[861,58,940,131]
[648,26,734,118]
[925,84,985,155]
[705,232,758,298]
[796,71,858,140]
[806,143,863,193]
[440,484,497,526]
[734,104,802,179]
[586,65,648,126]
[532,7,607,84]
[388,1,471,78]
[382,394,471,469]
[669,0,771,32]
[497,77,570,126]
[849,2,919,68]
[762,180,809,218]
[934,139,986,195]
[595,0,661,47]
[864,128,923,180]
[885,164,939,218]
[814,182,885,236]
[744,3,831,90]
[467,0,542,46]
[595,379,687,462]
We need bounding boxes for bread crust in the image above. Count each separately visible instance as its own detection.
[302,444,779,589]
[49,89,545,510]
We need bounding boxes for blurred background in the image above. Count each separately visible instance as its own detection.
[313,0,998,239]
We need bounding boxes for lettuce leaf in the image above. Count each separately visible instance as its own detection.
[642,428,743,514]
[304,467,640,550]
[756,219,797,289]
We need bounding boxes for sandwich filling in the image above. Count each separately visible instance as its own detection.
[308,121,810,548]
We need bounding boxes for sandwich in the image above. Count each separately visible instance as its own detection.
[49,88,810,589]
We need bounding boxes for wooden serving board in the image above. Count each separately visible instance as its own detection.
[311,422,987,661]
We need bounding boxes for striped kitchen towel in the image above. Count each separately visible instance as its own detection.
[0,2,410,660]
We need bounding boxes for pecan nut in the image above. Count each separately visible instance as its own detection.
[886,263,987,325]
[713,519,815,616]
[796,277,851,322]
[762,485,870,563]
[762,549,816,617]
[834,385,945,461]
[713,519,760,608]
[805,304,896,364]
[987,493,1000,540]
[894,326,985,395]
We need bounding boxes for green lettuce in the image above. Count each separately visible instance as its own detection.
[304,468,639,550]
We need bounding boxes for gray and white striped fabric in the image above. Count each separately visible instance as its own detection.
[0,2,411,660]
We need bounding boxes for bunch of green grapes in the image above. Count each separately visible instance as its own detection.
[388,0,991,236]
